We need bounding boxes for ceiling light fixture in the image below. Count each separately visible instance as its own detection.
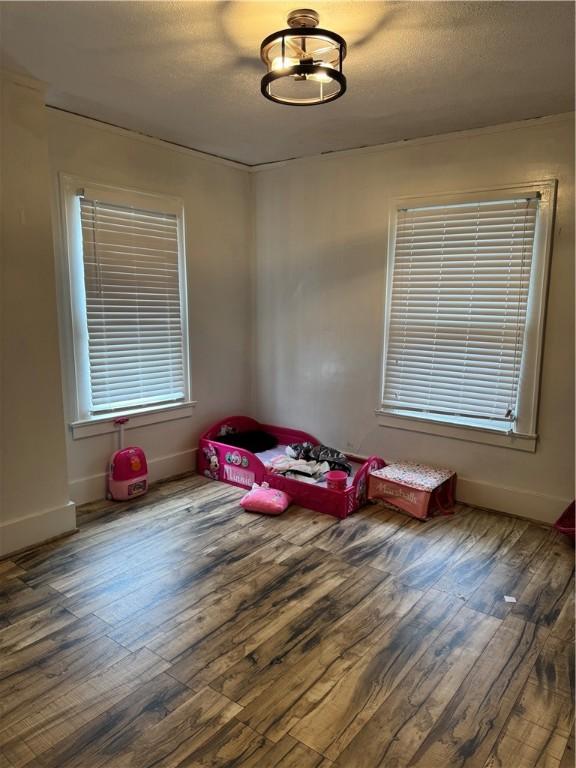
[260,8,347,106]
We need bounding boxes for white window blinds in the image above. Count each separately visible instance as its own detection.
[79,195,187,414]
[382,196,539,427]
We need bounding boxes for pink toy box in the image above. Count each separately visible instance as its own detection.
[198,416,385,520]
[554,501,575,544]
[107,417,148,501]
[368,462,456,520]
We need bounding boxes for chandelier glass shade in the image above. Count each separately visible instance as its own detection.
[260,9,347,106]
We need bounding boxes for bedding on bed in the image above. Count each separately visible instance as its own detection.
[255,444,361,488]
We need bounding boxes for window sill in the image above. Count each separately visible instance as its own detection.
[70,401,198,439]
[375,409,537,452]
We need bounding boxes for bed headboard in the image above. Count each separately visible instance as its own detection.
[200,416,262,441]
[200,416,320,446]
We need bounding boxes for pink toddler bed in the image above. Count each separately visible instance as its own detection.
[198,416,385,519]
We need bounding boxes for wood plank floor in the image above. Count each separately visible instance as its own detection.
[1,474,574,767]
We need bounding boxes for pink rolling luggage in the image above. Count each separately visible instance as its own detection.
[107,417,148,501]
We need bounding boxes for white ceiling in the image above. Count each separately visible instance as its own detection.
[1,1,574,165]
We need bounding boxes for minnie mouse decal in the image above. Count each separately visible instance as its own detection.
[202,445,220,480]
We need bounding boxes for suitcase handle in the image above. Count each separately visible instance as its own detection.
[113,417,129,450]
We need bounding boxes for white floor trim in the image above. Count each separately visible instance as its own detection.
[67,447,566,524]
[456,477,569,525]
[69,448,198,505]
[0,501,77,557]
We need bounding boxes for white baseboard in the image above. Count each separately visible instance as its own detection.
[456,477,570,524]
[68,447,566,524]
[0,501,77,557]
[69,448,198,505]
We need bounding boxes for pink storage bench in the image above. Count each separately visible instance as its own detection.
[198,415,385,519]
[368,462,456,520]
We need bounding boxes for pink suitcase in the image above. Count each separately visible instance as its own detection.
[107,417,148,500]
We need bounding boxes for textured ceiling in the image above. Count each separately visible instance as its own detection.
[1,1,574,165]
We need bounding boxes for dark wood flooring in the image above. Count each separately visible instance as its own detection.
[0,474,574,767]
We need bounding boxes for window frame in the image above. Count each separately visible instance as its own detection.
[59,174,193,427]
[377,179,557,452]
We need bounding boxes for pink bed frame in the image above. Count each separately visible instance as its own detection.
[198,416,385,520]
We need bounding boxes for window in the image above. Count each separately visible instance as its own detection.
[380,182,556,447]
[61,179,190,421]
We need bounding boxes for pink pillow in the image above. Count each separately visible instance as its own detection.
[240,484,291,515]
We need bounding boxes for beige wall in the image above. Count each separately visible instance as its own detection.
[252,115,575,523]
[46,109,253,504]
[0,73,74,555]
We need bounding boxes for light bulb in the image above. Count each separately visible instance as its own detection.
[308,63,334,83]
[271,56,298,71]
